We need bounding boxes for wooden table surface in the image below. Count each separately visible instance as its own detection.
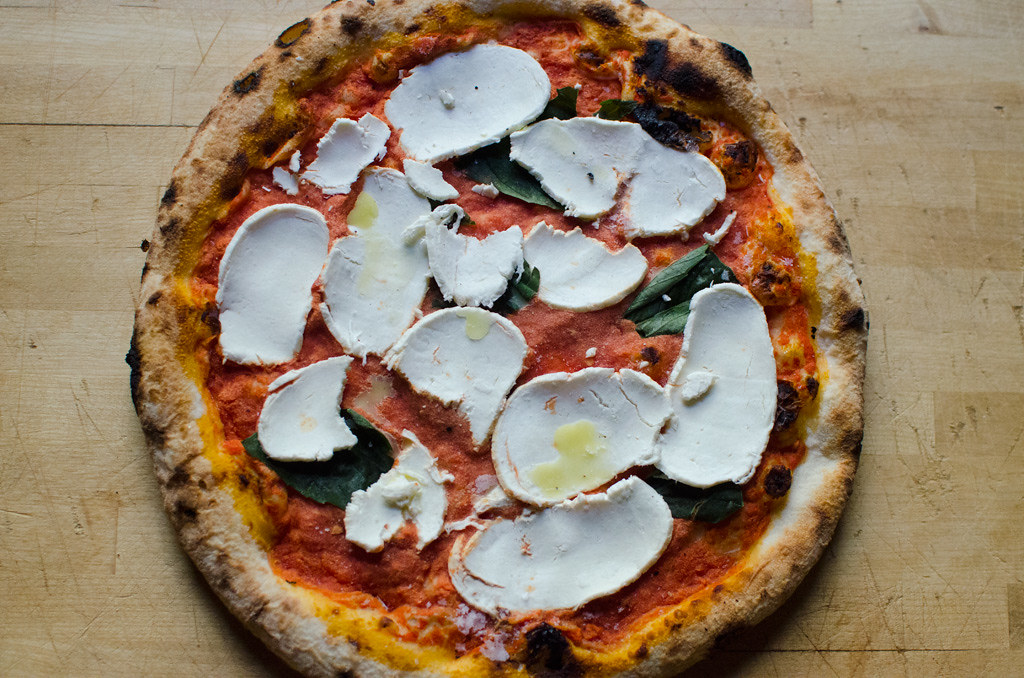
[1,1,1021,675]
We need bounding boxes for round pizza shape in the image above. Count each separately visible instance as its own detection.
[129,1,867,675]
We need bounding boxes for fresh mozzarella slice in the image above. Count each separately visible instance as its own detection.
[449,476,673,615]
[344,431,453,552]
[303,113,390,195]
[624,141,726,237]
[509,117,725,234]
[509,118,643,218]
[256,356,356,462]
[385,307,528,445]
[418,205,524,307]
[320,168,432,357]
[492,368,670,505]
[656,283,777,487]
[403,159,459,201]
[385,44,550,163]
[271,166,299,195]
[217,204,328,365]
[523,223,647,311]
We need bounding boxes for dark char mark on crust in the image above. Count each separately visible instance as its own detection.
[275,17,311,47]
[523,624,581,676]
[839,307,866,333]
[583,3,620,26]
[719,41,752,77]
[634,40,718,99]
[220,151,250,201]
[232,67,264,96]
[341,16,364,35]
[126,332,142,409]
[160,181,177,207]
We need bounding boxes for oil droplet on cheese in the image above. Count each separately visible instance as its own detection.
[529,419,615,500]
[352,375,394,416]
[455,308,493,341]
[347,190,379,231]
[357,234,390,295]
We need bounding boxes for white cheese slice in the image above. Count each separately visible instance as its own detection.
[403,159,459,201]
[656,283,777,487]
[510,117,725,234]
[624,140,726,238]
[385,307,528,445]
[523,222,648,311]
[271,166,299,195]
[320,168,433,357]
[419,204,524,308]
[256,356,356,462]
[217,204,328,365]
[449,476,673,615]
[385,44,551,163]
[491,368,670,505]
[303,113,390,195]
[509,118,643,219]
[344,431,453,552]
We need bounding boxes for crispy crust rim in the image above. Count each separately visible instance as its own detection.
[130,1,867,676]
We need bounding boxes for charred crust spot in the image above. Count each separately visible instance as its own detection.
[806,376,819,399]
[160,217,180,237]
[160,181,177,206]
[666,62,717,99]
[632,102,707,151]
[315,57,330,75]
[259,136,279,158]
[764,465,792,498]
[126,334,142,407]
[140,263,149,282]
[634,40,668,81]
[404,22,421,34]
[839,307,866,332]
[366,0,375,6]
[146,291,162,306]
[275,17,311,48]
[842,428,864,456]
[167,466,191,488]
[139,239,150,252]
[175,501,198,522]
[583,3,620,26]
[828,228,850,255]
[335,672,356,678]
[524,623,579,675]
[220,151,249,201]
[232,67,263,96]
[640,346,661,365]
[341,17,364,35]
[719,41,752,77]
[632,643,649,659]
[630,0,647,6]
[774,380,800,432]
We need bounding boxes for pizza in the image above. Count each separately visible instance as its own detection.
[129,0,867,675]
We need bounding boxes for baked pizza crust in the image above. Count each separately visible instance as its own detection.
[129,0,867,675]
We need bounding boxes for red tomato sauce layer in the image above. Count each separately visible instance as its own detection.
[191,21,819,653]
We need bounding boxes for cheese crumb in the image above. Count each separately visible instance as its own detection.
[585,347,597,358]
[471,183,500,199]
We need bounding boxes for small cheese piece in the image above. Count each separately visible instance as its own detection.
[271,166,299,195]
[585,347,597,358]
[703,211,737,245]
[344,431,452,552]
[624,140,726,237]
[510,117,725,234]
[256,357,356,462]
[385,307,528,445]
[509,118,642,219]
[217,204,328,365]
[449,476,673,615]
[288,150,302,173]
[303,113,390,195]
[418,205,524,307]
[492,368,670,505]
[471,183,500,199]
[473,485,513,514]
[385,44,550,163]
[656,283,777,487]
[524,223,648,311]
[320,168,433,357]
[403,159,459,201]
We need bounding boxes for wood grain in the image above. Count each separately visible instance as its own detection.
[0,1,1021,675]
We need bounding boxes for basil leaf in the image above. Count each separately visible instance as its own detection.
[242,409,393,508]
[625,244,709,317]
[457,138,561,209]
[646,473,744,523]
[595,98,638,120]
[633,302,690,337]
[539,86,579,121]
[493,261,540,314]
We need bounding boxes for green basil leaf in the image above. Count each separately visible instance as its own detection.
[625,244,709,318]
[242,409,393,508]
[540,86,579,121]
[457,138,561,209]
[595,98,638,120]
[493,261,540,314]
[634,302,691,338]
[646,473,744,523]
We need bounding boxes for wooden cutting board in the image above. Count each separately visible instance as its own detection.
[1,1,1021,675]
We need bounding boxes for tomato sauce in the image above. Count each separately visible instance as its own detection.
[191,20,819,654]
